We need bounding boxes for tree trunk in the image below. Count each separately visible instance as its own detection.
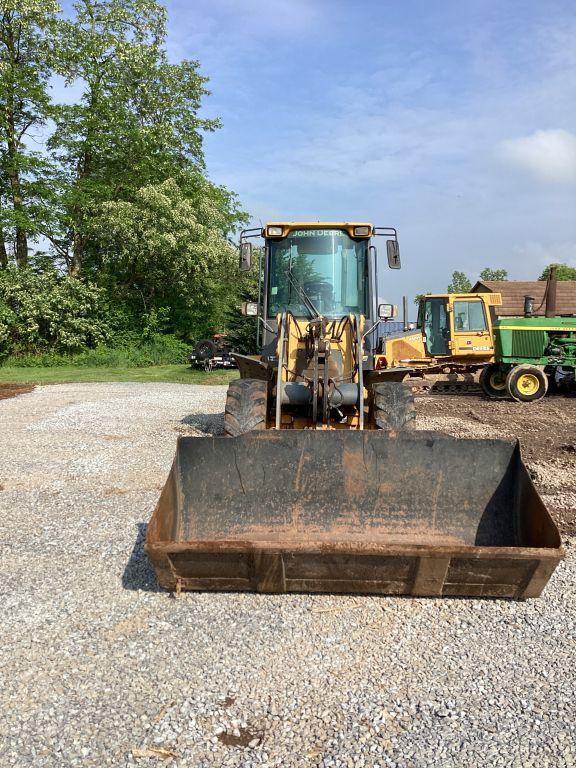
[14,219,27,267]
[71,230,83,276]
[7,172,28,267]
[0,236,8,268]
[6,129,29,267]
[3,19,28,267]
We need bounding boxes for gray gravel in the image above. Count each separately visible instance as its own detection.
[0,382,574,768]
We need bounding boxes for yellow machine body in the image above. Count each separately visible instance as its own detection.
[376,292,502,372]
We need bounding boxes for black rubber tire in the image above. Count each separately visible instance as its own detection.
[506,365,548,403]
[480,364,508,399]
[195,339,217,360]
[370,382,416,430]
[224,379,268,436]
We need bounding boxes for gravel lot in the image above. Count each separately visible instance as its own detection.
[1,382,575,768]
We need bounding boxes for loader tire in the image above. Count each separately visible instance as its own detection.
[224,379,268,436]
[371,382,416,430]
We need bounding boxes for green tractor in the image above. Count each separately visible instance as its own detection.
[481,270,576,402]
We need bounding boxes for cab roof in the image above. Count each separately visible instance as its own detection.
[264,222,374,238]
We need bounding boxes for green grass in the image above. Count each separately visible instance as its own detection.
[0,364,238,386]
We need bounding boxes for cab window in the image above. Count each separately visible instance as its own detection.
[453,301,487,332]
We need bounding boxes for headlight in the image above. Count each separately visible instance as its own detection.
[378,303,397,320]
[353,225,370,237]
[267,226,283,237]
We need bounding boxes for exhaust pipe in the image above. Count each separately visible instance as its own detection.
[403,295,408,331]
[545,265,558,317]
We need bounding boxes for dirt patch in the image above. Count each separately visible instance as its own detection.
[0,384,34,401]
[217,727,260,748]
[415,392,576,537]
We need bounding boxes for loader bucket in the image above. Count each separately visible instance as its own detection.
[146,430,563,599]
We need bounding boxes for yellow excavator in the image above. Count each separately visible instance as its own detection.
[146,222,562,599]
[375,292,503,392]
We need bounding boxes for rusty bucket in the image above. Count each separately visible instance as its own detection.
[146,430,563,598]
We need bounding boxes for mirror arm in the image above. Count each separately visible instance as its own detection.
[362,319,381,339]
[258,316,276,334]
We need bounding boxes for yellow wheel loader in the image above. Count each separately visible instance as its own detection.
[146,223,562,598]
[374,292,503,392]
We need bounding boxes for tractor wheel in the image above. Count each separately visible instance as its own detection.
[480,364,508,399]
[224,379,268,436]
[506,365,548,403]
[195,338,217,360]
[370,382,416,430]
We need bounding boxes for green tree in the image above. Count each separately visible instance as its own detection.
[0,0,249,360]
[539,263,576,281]
[88,176,244,340]
[0,264,109,355]
[447,271,472,293]
[49,0,220,276]
[480,268,508,281]
[0,1,60,267]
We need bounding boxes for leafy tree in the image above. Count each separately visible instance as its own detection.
[0,264,110,355]
[480,268,508,281]
[49,0,220,276]
[447,271,472,293]
[87,176,243,340]
[414,293,428,305]
[539,263,576,281]
[0,1,60,267]
[0,0,249,361]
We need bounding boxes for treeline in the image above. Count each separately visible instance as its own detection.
[447,264,576,294]
[0,0,252,363]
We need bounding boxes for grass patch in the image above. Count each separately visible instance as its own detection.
[0,365,237,386]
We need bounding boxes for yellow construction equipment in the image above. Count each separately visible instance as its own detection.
[375,292,502,392]
[147,223,562,598]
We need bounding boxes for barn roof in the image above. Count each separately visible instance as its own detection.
[472,280,576,316]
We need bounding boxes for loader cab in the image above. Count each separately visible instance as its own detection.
[240,222,400,359]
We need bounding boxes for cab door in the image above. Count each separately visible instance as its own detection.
[449,298,493,358]
[422,297,450,357]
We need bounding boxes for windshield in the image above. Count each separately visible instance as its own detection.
[267,229,368,318]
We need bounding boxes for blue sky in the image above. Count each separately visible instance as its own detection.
[63,0,576,305]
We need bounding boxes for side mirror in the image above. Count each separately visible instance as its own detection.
[386,239,401,269]
[241,301,258,317]
[378,303,398,320]
[239,241,252,272]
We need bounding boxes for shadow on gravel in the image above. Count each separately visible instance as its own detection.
[122,523,161,592]
[180,412,224,436]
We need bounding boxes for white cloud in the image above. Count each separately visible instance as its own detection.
[499,129,576,184]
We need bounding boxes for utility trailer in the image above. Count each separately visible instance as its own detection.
[146,430,563,599]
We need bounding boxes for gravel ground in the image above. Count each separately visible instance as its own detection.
[0,382,575,768]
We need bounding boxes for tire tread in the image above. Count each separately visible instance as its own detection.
[224,379,268,436]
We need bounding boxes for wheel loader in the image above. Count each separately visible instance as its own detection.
[146,222,562,598]
[374,292,503,392]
